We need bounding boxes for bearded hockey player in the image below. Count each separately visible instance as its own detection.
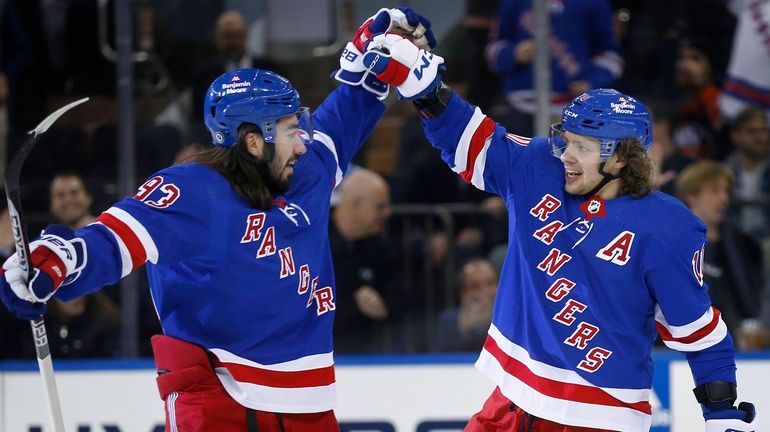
[0,7,434,432]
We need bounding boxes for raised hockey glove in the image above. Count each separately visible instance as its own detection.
[0,224,86,320]
[362,33,445,100]
[333,7,435,99]
[694,381,759,431]
[385,7,436,50]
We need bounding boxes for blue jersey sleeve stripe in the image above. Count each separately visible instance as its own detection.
[313,131,343,187]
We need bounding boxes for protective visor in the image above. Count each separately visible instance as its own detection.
[294,107,314,146]
[264,107,313,146]
[549,123,618,162]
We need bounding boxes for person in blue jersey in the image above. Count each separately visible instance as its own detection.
[357,34,759,431]
[0,7,435,432]
[486,0,623,136]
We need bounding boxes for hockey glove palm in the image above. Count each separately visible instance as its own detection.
[0,225,85,320]
[333,7,435,99]
[362,34,445,100]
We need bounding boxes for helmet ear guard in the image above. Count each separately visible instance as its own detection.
[204,68,313,148]
[551,89,652,160]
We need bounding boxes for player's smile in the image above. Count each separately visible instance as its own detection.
[565,168,582,185]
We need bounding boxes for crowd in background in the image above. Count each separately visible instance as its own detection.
[1,0,769,357]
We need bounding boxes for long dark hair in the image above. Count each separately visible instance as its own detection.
[615,139,654,198]
[189,123,274,209]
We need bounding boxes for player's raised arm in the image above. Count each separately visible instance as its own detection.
[312,7,436,186]
[361,34,534,199]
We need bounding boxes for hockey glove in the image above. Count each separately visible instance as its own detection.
[0,225,86,320]
[695,381,759,432]
[333,7,435,100]
[362,33,445,100]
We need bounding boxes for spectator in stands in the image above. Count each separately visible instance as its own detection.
[1,0,31,163]
[677,160,769,350]
[49,171,96,230]
[330,168,404,353]
[463,0,500,112]
[647,101,694,195]
[720,0,770,123]
[671,37,724,160]
[0,207,14,261]
[189,10,285,141]
[613,0,735,99]
[391,105,507,270]
[436,258,498,352]
[1,292,120,359]
[485,0,623,135]
[35,292,121,358]
[723,107,770,239]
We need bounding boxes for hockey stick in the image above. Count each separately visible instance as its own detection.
[4,97,89,432]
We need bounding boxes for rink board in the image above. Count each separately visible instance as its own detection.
[0,352,768,432]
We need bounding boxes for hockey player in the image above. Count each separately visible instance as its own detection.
[360,34,759,431]
[0,8,434,432]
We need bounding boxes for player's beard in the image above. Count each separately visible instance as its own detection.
[256,143,292,194]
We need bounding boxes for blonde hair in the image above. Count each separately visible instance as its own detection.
[675,160,734,200]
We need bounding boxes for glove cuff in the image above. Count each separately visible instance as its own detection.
[694,381,737,412]
[28,234,80,301]
[412,81,453,119]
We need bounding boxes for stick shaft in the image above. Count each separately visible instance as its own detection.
[31,318,65,431]
[3,97,87,432]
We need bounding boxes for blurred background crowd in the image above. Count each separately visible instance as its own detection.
[0,0,769,358]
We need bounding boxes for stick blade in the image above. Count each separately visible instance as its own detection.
[29,97,90,137]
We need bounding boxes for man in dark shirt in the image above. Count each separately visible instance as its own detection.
[330,168,402,353]
[677,160,769,350]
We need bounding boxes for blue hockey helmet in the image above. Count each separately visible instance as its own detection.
[204,68,310,148]
[550,89,652,161]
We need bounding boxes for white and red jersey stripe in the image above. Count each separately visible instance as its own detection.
[452,107,497,190]
[505,132,532,147]
[209,348,336,413]
[313,131,344,188]
[655,306,728,352]
[476,325,652,431]
[95,207,159,277]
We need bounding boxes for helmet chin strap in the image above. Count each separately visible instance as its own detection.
[585,161,621,197]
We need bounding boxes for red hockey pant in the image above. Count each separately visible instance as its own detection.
[465,387,615,432]
[151,334,339,432]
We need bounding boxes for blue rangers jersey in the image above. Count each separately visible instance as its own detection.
[487,0,624,114]
[53,84,385,413]
[422,94,736,431]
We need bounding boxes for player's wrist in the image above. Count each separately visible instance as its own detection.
[694,381,737,413]
[412,81,452,119]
